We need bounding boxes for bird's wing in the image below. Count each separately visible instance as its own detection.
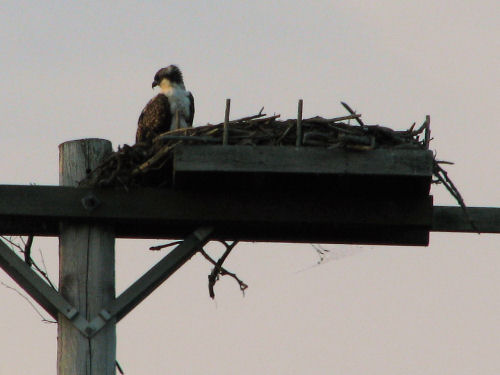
[187,91,195,127]
[136,94,171,143]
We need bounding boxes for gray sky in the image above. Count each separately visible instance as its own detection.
[1,1,499,374]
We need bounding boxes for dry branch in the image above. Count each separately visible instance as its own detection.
[199,242,247,299]
[24,235,33,266]
[432,162,478,232]
[340,101,365,126]
[1,236,56,290]
[0,281,56,323]
[149,240,184,251]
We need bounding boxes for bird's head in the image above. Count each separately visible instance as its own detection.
[152,65,184,91]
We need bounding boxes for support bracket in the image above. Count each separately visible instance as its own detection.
[0,226,213,337]
[86,226,213,336]
[0,238,88,333]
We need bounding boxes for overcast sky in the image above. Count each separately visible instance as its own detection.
[0,1,499,374]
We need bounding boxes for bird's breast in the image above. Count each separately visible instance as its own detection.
[166,89,191,120]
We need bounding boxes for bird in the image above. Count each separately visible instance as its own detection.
[136,65,195,143]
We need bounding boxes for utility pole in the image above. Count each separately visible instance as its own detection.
[58,139,115,374]
[0,136,498,373]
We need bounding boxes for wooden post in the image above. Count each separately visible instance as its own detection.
[58,139,115,375]
[424,115,431,149]
[223,98,231,145]
[296,99,303,147]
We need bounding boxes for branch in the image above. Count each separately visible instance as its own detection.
[199,242,248,299]
[247,114,281,123]
[0,236,57,290]
[433,161,479,232]
[1,236,24,252]
[149,240,248,298]
[24,235,33,266]
[149,240,183,251]
[410,116,430,136]
[0,281,56,324]
[340,102,365,126]
[304,114,362,124]
[132,141,181,176]
[116,360,125,374]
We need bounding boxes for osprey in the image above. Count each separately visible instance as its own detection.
[136,65,195,143]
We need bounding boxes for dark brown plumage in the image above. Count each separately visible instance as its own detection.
[136,94,172,143]
[186,91,195,127]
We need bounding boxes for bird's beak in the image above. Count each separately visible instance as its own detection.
[152,81,158,89]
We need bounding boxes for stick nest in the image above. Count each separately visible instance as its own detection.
[80,110,431,189]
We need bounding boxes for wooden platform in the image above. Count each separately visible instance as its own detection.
[173,145,434,195]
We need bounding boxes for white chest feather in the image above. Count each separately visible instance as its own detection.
[163,87,191,128]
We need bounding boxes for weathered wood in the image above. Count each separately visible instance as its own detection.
[58,139,115,375]
[223,98,230,145]
[173,145,434,195]
[296,99,303,147]
[0,185,433,245]
[175,146,433,176]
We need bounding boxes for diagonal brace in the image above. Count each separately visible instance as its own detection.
[85,226,213,337]
[0,238,88,333]
[0,226,213,337]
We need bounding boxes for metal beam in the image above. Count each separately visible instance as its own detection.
[0,226,213,338]
[86,226,213,337]
[432,206,500,233]
[0,185,432,245]
[0,238,88,333]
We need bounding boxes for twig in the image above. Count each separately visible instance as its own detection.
[0,281,56,323]
[245,114,281,124]
[0,237,57,290]
[131,141,181,175]
[276,121,295,144]
[433,162,479,232]
[304,114,362,123]
[116,360,125,374]
[38,248,50,281]
[226,108,266,124]
[411,116,430,136]
[199,242,247,299]
[149,240,183,251]
[1,236,24,252]
[153,126,197,141]
[24,235,33,266]
[340,102,365,126]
